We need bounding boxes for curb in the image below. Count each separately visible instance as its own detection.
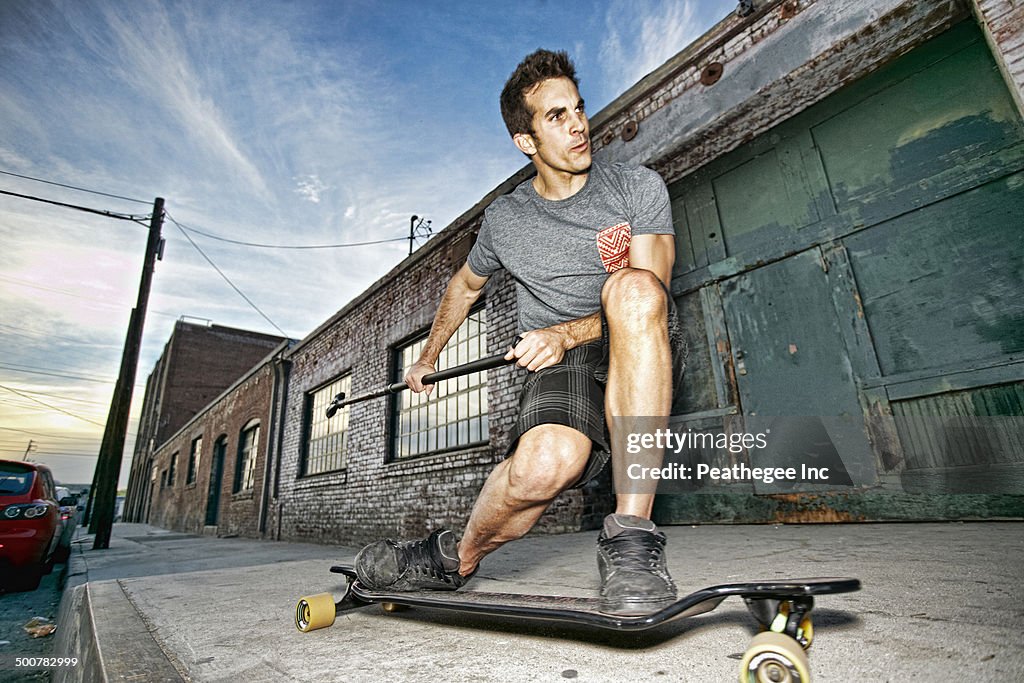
[53,534,101,683]
[52,530,183,682]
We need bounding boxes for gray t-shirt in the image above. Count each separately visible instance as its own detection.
[467,160,674,332]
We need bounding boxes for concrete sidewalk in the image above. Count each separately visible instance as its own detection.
[50,521,1022,682]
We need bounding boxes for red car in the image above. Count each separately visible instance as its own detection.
[0,459,63,590]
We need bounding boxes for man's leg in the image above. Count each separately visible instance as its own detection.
[601,267,672,510]
[355,423,591,590]
[595,267,676,615]
[458,423,590,575]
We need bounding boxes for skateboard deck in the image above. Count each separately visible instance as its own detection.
[296,565,860,682]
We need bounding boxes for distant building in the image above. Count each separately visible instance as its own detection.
[139,0,1024,542]
[122,320,285,523]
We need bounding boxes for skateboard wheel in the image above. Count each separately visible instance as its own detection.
[381,602,409,613]
[738,631,811,683]
[295,593,336,632]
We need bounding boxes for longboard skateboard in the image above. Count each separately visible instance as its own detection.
[296,565,860,682]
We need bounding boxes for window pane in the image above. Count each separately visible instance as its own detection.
[305,374,351,475]
[392,309,489,458]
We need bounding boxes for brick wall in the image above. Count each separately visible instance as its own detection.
[155,324,284,445]
[147,357,280,537]
[124,322,284,521]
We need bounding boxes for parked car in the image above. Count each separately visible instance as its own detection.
[0,460,62,590]
[54,485,79,561]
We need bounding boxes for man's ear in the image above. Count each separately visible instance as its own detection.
[513,132,536,157]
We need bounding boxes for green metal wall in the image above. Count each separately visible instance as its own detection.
[657,20,1024,523]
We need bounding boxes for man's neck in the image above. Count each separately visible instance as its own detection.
[532,166,590,201]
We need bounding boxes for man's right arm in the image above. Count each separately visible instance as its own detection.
[406,263,490,393]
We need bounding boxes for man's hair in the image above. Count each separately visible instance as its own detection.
[500,49,579,137]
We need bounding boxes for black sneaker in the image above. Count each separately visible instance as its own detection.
[354,529,472,591]
[596,514,677,615]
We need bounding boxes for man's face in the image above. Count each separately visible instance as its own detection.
[516,77,591,175]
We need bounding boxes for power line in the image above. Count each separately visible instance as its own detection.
[166,212,288,338]
[0,383,105,426]
[175,220,408,250]
[0,169,151,205]
[3,450,101,459]
[0,275,178,319]
[0,398,108,418]
[2,386,112,408]
[0,362,115,384]
[0,324,117,352]
[0,188,150,223]
[0,168,405,250]
[0,321,111,346]
[0,426,100,441]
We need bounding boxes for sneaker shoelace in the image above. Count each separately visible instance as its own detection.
[397,536,454,584]
[603,530,667,570]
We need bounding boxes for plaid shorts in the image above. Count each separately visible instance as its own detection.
[505,293,687,487]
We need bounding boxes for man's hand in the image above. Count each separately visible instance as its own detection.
[405,361,438,394]
[504,329,568,372]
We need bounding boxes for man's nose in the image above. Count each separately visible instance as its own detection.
[568,110,586,134]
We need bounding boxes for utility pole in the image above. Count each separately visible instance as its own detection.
[90,197,164,549]
[22,440,35,461]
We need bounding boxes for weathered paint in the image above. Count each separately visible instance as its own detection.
[845,172,1024,376]
[620,0,968,182]
[971,0,1024,117]
[657,19,1024,523]
[891,384,1024,488]
[653,491,1024,524]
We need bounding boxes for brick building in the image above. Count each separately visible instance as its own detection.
[135,0,1024,542]
[123,320,285,523]
[145,341,291,536]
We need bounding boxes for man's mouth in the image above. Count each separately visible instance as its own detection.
[570,139,590,154]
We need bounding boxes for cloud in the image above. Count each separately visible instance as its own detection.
[294,175,328,203]
[599,0,710,100]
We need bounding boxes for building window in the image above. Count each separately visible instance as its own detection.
[187,436,202,485]
[305,374,351,476]
[234,419,259,493]
[392,309,489,460]
[168,452,178,487]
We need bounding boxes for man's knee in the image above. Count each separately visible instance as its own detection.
[601,268,666,319]
[507,425,590,502]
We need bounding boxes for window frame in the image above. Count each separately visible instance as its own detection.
[388,304,490,462]
[167,451,178,487]
[186,435,203,485]
[233,419,260,493]
[301,372,352,477]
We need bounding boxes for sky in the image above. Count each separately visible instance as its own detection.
[0,0,736,488]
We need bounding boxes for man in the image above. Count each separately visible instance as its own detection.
[355,49,686,616]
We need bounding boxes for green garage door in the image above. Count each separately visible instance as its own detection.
[656,19,1024,524]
